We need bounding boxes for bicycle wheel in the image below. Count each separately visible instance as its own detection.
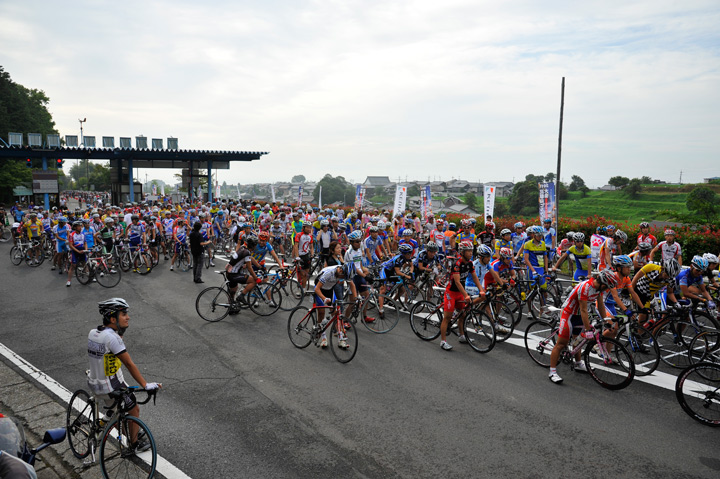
[100,415,157,479]
[96,262,122,288]
[528,289,561,321]
[277,278,304,311]
[75,261,92,285]
[195,287,232,322]
[134,253,152,275]
[66,389,94,459]
[363,294,400,333]
[248,283,282,316]
[288,306,315,348]
[504,290,523,325]
[487,300,515,342]
[615,322,660,376]
[688,330,720,365]
[25,249,44,267]
[524,320,556,367]
[0,227,10,242]
[119,252,132,272]
[10,246,23,266]
[204,251,211,269]
[657,320,698,369]
[409,300,442,340]
[675,362,720,426]
[330,317,358,363]
[583,337,635,390]
[464,308,496,353]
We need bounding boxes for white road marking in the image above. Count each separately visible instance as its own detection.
[0,342,192,479]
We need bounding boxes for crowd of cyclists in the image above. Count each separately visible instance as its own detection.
[3,198,720,381]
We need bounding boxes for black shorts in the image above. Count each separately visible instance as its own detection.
[227,272,249,288]
[299,254,312,270]
[352,274,368,293]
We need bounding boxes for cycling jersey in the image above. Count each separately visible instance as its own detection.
[25,221,42,238]
[448,257,474,293]
[251,242,274,262]
[510,232,527,254]
[656,241,681,261]
[637,233,657,248]
[294,232,313,256]
[483,259,514,287]
[344,246,364,278]
[629,250,651,268]
[477,231,493,248]
[199,221,212,241]
[414,250,441,269]
[381,254,411,277]
[676,269,704,289]
[457,232,477,246]
[562,279,601,316]
[173,225,188,243]
[543,227,556,248]
[398,238,418,256]
[316,265,345,290]
[163,218,175,236]
[69,230,86,249]
[429,230,445,250]
[317,229,333,249]
[590,234,606,265]
[127,223,145,242]
[494,238,512,256]
[524,240,547,268]
[465,258,491,290]
[363,235,383,261]
[87,325,127,395]
[83,226,96,248]
[228,248,252,274]
[635,263,674,299]
[568,244,591,272]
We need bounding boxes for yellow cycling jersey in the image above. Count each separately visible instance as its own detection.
[25,221,43,238]
[524,240,547,268]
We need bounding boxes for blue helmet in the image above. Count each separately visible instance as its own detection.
[612,255,633,268]
[691,255,709,271]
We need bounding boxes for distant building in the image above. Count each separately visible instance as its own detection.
[484,182,514,197]
[704,177,720,183]
[363,176,392,188]
[598,185,617,191]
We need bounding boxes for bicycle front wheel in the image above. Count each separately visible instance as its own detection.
[524,320,556,368]
[75,261,92,285]
[688,330,720,365]
[100,415,157,479]
[616,322,660,376]
[330,318,358,363]
[277,278,304,311]
[96,262,122,288]
[464,309,496,354]
[288,306,315,348]
[487,300,515,342]
[66,389,94,459]
[361,294,400,333]
[657,320,697,369]
[583,337,635,390]
[248,283,282,316]
[196,287,232,322]
[675,362,720,427]
[10,246,23,266]
[134,253,152,275]
[409,300,442,340]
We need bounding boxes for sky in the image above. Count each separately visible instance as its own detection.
[1,0,719,188]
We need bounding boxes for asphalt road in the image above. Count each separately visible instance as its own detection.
[1,242,718,478]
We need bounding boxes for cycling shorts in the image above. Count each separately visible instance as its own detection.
[299,254,312,270]
[314,288,334,307]
[558,311,584,340]
[573,269,588,282]
[71,251,86,264]
[98,388,137,412]
[352,274,368,293]
[443,288,467,312]
[174,241,186,254]
[56,241,67,253]
[227,272,249,288]
[529,268,547,289]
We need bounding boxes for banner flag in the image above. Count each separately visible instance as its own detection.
[354,184,365,210]
[318,186,322,210]
[393,185,407,216]
[297,185,303,206]
[160,183,165,196]
[484,185,496,220]
[538,182,556,223]
[271,184,276,203]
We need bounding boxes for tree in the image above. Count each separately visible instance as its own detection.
[508,180,539,216]
[625,178,642,199]
[640,176,653,184]
[557,182,569,200]
[407,184,421,197]
[525,174,544,184]
[464,192,478,210]
[608,176,630,189]
[686,186,719,223]
[313,174,355,206]
[291,175,306,183]
[568,175,586,192]
[544,172,556,182]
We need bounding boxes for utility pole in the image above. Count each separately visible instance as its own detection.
[679,170,683,184]
[555,77,565,227]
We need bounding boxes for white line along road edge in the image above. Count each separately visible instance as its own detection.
[0,341,192,479]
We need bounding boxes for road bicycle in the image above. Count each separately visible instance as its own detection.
[9,238,45,267]
[687,329,720,365]
[0,221,11,242]
[613,313,660,376]
[524,316,635,390]
[117,241,153,275]
[409,295,496,353]
[264,266,306,311]
[287,301,358,363]
[66,386,159,478]
[195,270,283,321]
[675,362,720,427]
[75,246,122,288]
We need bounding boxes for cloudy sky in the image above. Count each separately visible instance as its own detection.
[2,0,718,187]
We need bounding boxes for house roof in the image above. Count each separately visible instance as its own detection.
[364,176,392,187]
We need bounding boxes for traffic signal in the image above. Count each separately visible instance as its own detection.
[56,158,63,168]
[26,158,32,168]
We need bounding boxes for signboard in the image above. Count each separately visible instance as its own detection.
[538,182,556,223]
[393,185,407,216]
[354,185,365,210]
[32,172,59,194]
[484,185,495,220]
[420,185,433,221]
[297,185,303,206]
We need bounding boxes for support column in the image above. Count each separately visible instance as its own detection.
[207,160,213,203]
[189,161,193,203]
[42,156,49,210]
[128,157,134,203]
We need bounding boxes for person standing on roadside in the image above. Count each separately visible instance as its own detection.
[189,221,210,283]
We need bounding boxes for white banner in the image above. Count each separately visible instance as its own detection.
[484,185,495,220]
[236,184,241,199]
[152,184,157,195]
[197,185,203,200]
[297,185,303,206]
[215,183,221,200]
[318,186,322,210]
[271,184,276,203]
[160,183,165,196]
[393,185,407,216]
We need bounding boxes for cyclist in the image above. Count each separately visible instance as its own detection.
[598,229,627,271]
[292,221,315,290]
[88,298,161,453]
[443,223,457,252]
[553,232,592,282]
[67,221,87,287]
[510,222,526,259]
[23,212,43,264]
[601,255,643,340]
[363,226,384,265]
[377,243,415,315]
[477,221,493,251]
[440,241,482,350]
[542,218,556,262]
[703,253,719,292]
[398,229,419,257]
[414,241,442,276]
[485,247,516,291]
[161,212,175,260]
[343,230,372,322]
[548,269,619,384]
[629,241,653,270]
[169,218,189,271]
[250,231,283,268]
[313,263,352,348]
[637,221,657,248]
[269,219,286,257]
[494,228,512,260]
[124,215,147,268]
[52,216,70,273]
[523,226,549,307]
[632,258,681,326]
[590,226,607,269]
[650,229,682,266]
[316,220,336,265]
[677,256,715,307]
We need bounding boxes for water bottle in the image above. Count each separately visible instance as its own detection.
[520,291,526,301]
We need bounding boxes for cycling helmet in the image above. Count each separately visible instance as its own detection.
[477,244,493,257]
[597,226,607,235]
[369,226,379,233]
[377,221,386,229]
[461,219,470,228]
[612,255,633,268]
[131,214,139,221]
[614,230,628,243]
[98,297,130,319]
[470,218,477,224]
[639,221,650,229]
[691,255,709,271]
[573,232,585,243]
[217,211,224,216]
[566,231,575,240]
[543,218,552,223]
[402,229,413,236]
[662,258,681,278]
[82,218,90,224]
[72,220,83,227]
[150,216,157,221]
[440,213,446,219]
[302,221,312,227]
[320,220,329,227]
[449,223,457,231]
[104,217,114,223]
[499,247,513,260]
[458,240,474,252]
[596,269,619,289]
[637,241,652,252]
[341,262,354,277]
[485,221,494,230]
[258,231,270,241]
[664,229,676,236]
[398,243,413,254]
[606,224,616,231]
[426,241,439,252]
[703,253,719,265]
[514,222,523,229]
[348,230,362,241]
[497,228,509,236]
[59,217,67,223]
[28,212,37,217]
[93,213,100,218]
[198,212,206,218]
[245,235,258,248]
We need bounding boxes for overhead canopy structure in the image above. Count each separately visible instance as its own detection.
[0,145,268,204]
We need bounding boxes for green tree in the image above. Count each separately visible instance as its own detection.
[640,176,653,184]
[568,175,586,192]
[558,181,569,200]
[625,178,642,199]
[686,186,719,223]
[407,184,421,197]
[544,172,556,182]
[291,174,306,183]
[525,173,544,184]
[609,176,630,189]
[464,192,478,210]
[313,174,355,206]
[508,180,539,216]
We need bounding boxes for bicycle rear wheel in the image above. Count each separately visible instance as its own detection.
[675,362,720,427]
[583,337,635,390]
[195,287,232,322]
[464,309,496,353]
[276,278,304,311]
[524,320,556,367]
[100,415,157,479]
[66,389,94,459]
[363,294,400,333]
[248,283,282,316]
[615,322,660,376]
[96,262,122,288]
[688,330,720,365]
[487,300,515,342]
[409,300,442,340]
[330,318,358,363]
[288,306,315,348]
[657,320,697,369]
[75,261,92,285]
[134,253,152,275]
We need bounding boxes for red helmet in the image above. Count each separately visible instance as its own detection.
[458,241,473,252]
[258,231,270,241]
